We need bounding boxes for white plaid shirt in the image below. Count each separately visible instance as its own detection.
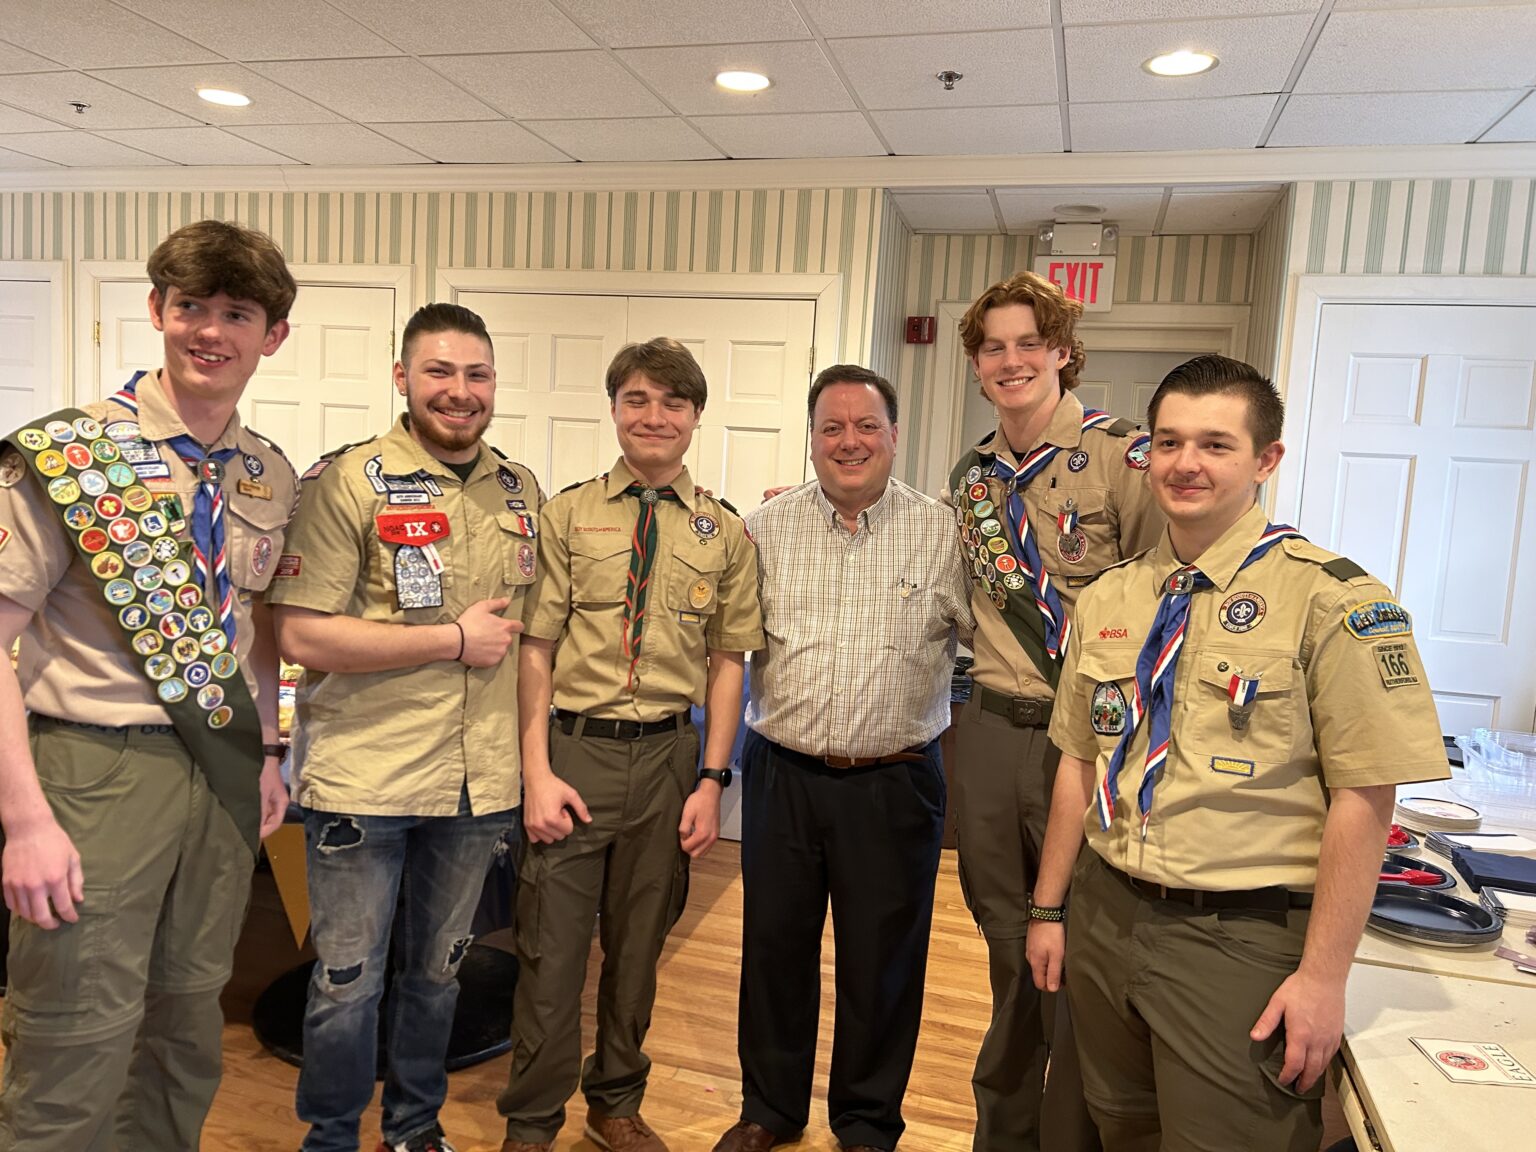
[745,478,974,759]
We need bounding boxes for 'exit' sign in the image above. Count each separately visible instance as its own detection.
[1033,256,1116,312]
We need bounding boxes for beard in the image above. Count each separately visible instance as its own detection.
[407,392,491,455]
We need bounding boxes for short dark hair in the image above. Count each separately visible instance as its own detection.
[400,302,492,367]
[807,364,898,424]
[605,337,707,409]
[1147,354,1285,449]
[958,271,1086,393]
[147,219,297,327]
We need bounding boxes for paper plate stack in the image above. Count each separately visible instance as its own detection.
[1394,795,1482,834]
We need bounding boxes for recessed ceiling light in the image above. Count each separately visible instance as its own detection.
[715,71,771,93]
[197,87,251,107]
[1142,50,1218,78]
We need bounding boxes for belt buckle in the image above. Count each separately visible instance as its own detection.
[1009,697,1041,727]
[617,720,645,741]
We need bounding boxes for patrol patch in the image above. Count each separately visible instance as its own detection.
[252,535,272,577]
[276,554,302,578]
[1373,641,1421,689]
[517,541,535,578]
[1219,591,1267,634]
[690,513,719,541]
[1210,756,1255,777]
[1067,449,1090,472]
[1124,434,1151,471]
[497,467,522,494]
[1091,681,1127,736]
[1345,599,1412,640]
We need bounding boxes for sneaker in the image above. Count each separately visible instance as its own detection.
[584,1110,670,1152]
[377,1125,457,1152]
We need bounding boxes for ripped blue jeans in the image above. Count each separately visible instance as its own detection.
[296,798,519,1152]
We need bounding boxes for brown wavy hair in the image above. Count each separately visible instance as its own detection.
[958,271,1086,393]
[147,219,297,327]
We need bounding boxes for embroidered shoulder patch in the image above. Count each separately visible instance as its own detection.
[275,554,303,578]
[1124,433,1151,471]
[1344,599,1412,640]
[301,459,332,481]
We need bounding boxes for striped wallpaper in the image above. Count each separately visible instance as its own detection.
[0,186,886,363]
[1246,187,1294,383]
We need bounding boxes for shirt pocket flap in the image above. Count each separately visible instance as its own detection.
[667,545,727,613]
[497,510,539,587]
[1196,652,1296,696]
[1075,646,1139,685]
[1038,487,1108,518]
[569,531,631,603]
[228,494,290,532]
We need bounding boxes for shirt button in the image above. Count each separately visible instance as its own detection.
[834,688,843,695]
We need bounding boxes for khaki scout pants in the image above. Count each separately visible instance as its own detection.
[952,695,1099,1152]
[0,719,255,1152]
[498,718,698,1143]
[1065,852,1325,1152]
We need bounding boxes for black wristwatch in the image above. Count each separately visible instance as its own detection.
[697,767,733,790]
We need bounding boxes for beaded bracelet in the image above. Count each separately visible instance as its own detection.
[1028,903,1066,923]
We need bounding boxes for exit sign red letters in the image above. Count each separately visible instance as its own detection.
[1032,256,1116,312]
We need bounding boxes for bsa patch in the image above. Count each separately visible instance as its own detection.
[1219,591,1267,634]
[1058,529,1088,564]
[1373,641,1421,689]
[252,535,273,576]
[1091,681,1127,736]
[517,541,535,578]
[1067,450,1090,472]
[1124,434,1151,471]
[1210,756,1256,777]
[1344,599,1412,640]
[497,467,522,494]
[690,514,719,541]
[275,553,303,579]
[243,453,264,478]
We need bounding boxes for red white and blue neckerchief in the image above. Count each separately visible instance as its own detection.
[990,407,1116,660]
[1095,523,1303,834]
[112,371,240,648]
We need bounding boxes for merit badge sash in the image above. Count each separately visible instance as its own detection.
[9,409,265,854]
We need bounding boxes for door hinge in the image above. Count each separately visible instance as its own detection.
[93,320,100,346]
[807,346,815,373]
[389,329,395,359]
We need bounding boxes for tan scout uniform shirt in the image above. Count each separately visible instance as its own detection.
[266,416,540,817]
[524,458,763,723]
[1051,503,1450,892]
[0,371,296,724]
[964,392,1164,700]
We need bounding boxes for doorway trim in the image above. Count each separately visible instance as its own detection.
[0,259,69,410]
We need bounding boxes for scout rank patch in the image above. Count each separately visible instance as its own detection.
[1344,599,1412,639]
[1219,591,1266,633]
[1091,680,1127,735]
[377,509,451,610]
[1124,433,1151,471]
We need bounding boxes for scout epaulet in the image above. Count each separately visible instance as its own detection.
[1101,417,1138,437]
[1322,557,1369,582]
[558,478,588,495]
[300,435,377,481]
[716,496,742,518]
[244,427,293,467]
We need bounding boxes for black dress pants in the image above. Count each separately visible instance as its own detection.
[735,730,946,1151]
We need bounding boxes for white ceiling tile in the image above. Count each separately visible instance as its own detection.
[996,187,1167,233]
[521,117,723,162]
[691,112,885,158]
[1482,92,1536,143]
[87,64,346,126]
[369,120,573,163]
[0,131,172,166]
[831,30,1058,109]
[1335,0,1525,10]
[620,41,856,115]
[439,52,670,119]
[0,72,199,130]
[94,126,298,165]
[1066,16,1315,103]
[1071,95,1277,150]
[1294,8,1536,93]
[1161,188,1283,232]
[332,0,594,53]
[1062,1,1315,20]
[115,0,398,61]
[0,41,67,74]
[1269,90,1521,146]
[1,2,217,69]
[224,124,430,165]
[804,0,1052,37]
[555,0,810,47]
[249,59,501,123]
[872,106,1063,154]
[893,192,1000,231]
[0,104,70,134]
[0,143,60,168]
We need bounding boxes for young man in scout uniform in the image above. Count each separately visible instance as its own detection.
[0,219,298,1151]
[499,337,762,1152]
[713,365,973,1152]
[1027,355,1451,1150]
[947,271,1162,1152]
[269,303,537,1152]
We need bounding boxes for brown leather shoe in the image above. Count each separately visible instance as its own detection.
[499,1140,554,1152]
[711,1120,789,1152]
[584,1110,670,1152]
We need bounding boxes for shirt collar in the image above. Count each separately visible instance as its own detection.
[378,414,492,481]
[976,390,1083,466]
[1150,502,1270,595]
[132,370,243,452]
[812,478,896,532]
[603,457,698,511]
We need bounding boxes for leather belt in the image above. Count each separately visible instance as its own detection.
[555,709,690,741]
[30,714,177,737]
[821,749,929,769]
[1108,861,1312,911]
[975,684,1053,728]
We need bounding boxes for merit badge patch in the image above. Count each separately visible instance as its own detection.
[517,541,535,578]
[1124,434,1151,471]
[1067,449,1090,473]
[497,467,522,494]
[1219,591,1267,634]
[1373,641,1421,689]
[690,513,719,541]
[965,465,982,485]
[1344,599,1412,640]
[1091,681,1127,736]
[1210,756,1256,777]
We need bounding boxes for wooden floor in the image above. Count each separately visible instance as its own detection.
[1,841,1348,1150]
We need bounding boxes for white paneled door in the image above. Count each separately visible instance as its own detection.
[1298,303,1536,734]
[0,279,54,436]
[461,291,815,509]
[95,280,398,473]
